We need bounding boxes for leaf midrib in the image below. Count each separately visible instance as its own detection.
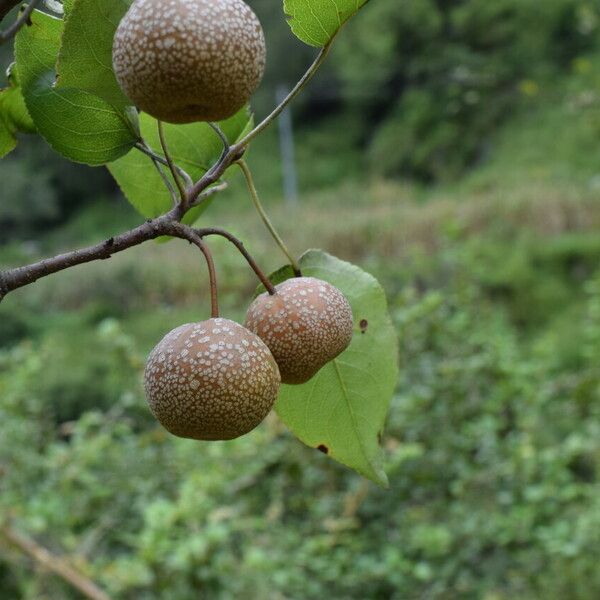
[332,359,374,476]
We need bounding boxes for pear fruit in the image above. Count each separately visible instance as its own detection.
[245,277,354,384]
[144,318,280,440]
[113,0,266,123]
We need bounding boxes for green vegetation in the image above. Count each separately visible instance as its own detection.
[2,0,600,597]
[3,166,600,596]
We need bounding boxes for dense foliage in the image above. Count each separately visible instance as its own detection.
[2,188,600,597]
[2,0,600,597]
[3,0,600,241]
[333,0,600,180]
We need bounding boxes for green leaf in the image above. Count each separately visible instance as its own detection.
[0,87,32,158]
[57,0,131,107]
[62,0,75,15]
[274,250,398,487]
[2,65,36,133]
[0,66,36,158]
[15,9,137,165]
[108,108,253,219]
[0,123,16,157]
[284,0,370,47]
[254,264,297,297]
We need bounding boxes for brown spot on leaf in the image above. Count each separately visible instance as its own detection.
[360,319,368,333]
[317,444,329,454]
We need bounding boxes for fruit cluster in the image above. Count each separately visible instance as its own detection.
[112,0,355,440]
[144,278,354,441]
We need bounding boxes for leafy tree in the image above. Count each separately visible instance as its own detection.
[0,1,400,595]
[334,0,600,179]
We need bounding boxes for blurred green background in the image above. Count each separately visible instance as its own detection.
[3,0,600,598]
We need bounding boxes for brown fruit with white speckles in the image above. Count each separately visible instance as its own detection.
[245,277,354,385]
[144,318,280,440]
[112,0,266,123]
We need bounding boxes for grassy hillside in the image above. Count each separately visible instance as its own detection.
[3,49,600,600]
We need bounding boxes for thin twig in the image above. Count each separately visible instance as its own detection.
[0,216,225,304]
[0,172,287,301]
[0,270,8,302]
[208,122,229,154]
[188,181,228,209]
[0,35,338,300]
[2,524,112,600]
[199,226,276,295]
[236,159,301,276]
[0,217,277,305]
[157,121,187,203]
[186,42,335,203]
[187,235,219,319]
[170,224,219,317]
[139,144,179,206]
[186,158,231,206]
[0,209,182,298]
[234,41,334,149]
[0,0,41,43]
[135,141,194,189]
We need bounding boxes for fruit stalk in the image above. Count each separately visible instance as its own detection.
[157,121,187,203]
[134,141,194,188]
[183,232,219,318]
[234,40,334,148]
[236,159,302,277]
[200,227,276,296]
[136,143,180,205]
[1,21,337,300]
